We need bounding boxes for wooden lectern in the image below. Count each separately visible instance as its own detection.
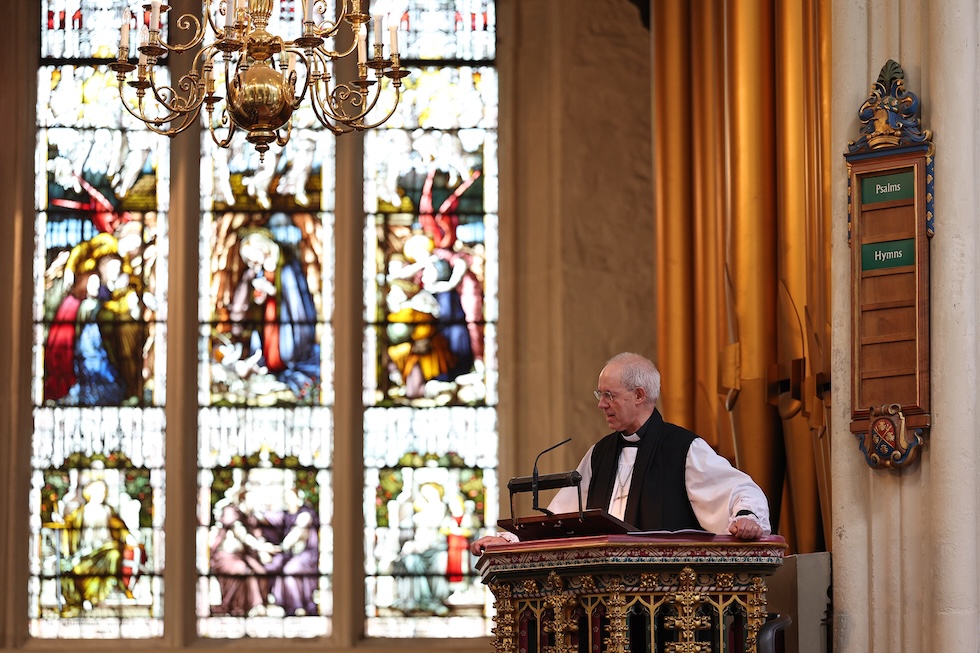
[477,533,787,653]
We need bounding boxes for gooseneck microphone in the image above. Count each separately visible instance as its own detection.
[505,438,584,521]
[531,437,572,515]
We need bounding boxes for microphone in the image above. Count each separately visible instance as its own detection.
[505,438,583,521]
[531,437,571,515]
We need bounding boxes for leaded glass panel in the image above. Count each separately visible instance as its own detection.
[196,124,335,636]
[362,2,497,635]
[200,128,335,214]
[29,410,166,638]
[31,51,169,637]
[199,209,330,405]
[388,0,495,60]
[41,0,147,60]
[363,406,498,636]
[362,67,498,408]
[195,407,332,638]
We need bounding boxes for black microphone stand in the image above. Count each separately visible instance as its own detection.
[531,437,571,515]
[507,437,583,520]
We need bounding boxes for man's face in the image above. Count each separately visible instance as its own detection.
[595,363,643,433]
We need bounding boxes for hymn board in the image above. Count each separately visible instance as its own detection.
[845,60,933,469]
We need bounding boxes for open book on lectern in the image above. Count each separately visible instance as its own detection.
[497,438,633,540]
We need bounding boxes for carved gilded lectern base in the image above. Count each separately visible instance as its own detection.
[477,534,787,653]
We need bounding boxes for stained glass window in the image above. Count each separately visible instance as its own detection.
[196,123,335,636]
[31,0,499,642]
[362,0,498,637]
[31,0,168,638]
[186,0,337,636]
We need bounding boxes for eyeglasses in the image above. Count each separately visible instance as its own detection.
[594,389,630,402]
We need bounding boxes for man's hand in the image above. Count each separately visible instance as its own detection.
[469,535,510,556]
[728,516,763,540]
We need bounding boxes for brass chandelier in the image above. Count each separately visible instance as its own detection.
[110,0,408,157]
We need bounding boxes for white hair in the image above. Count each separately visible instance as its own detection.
[607,352,661,404]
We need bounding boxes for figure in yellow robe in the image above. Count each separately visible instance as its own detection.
[59,479,133,612]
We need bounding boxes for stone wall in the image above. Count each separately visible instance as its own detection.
[497,0,655,497]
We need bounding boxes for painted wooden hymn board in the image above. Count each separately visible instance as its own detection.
[845,60,933,469]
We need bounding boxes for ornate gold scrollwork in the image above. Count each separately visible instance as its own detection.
[578,574,598,593]
[638,572,659,590]
[743,576,769,653]
[479,537,787,653]
[543,591,578,653]
[602,581,630,653]
[489,582,517,653]
[662,567,712,653]
[544,571,564,593]
[535,571,575,653]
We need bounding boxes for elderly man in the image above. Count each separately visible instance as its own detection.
[471,352,771,554]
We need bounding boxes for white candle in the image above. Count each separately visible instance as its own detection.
[120,12,130,50]
[388,24,398,56]
[305,0,315,22]
[150,0,161,31]
[373,15,383,46]
[225,0,235,27]
[139,51,147,67]
[288,53,296,74]
[357,29,366,64]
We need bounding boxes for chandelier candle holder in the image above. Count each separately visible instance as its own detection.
[110,0,409,157]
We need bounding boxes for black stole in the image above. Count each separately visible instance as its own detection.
[586,409,702,531]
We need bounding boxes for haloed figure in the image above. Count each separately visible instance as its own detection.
[229,228,320,399]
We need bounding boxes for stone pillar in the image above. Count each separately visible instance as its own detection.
[0,1,39,645]
[830,1,980,651]
[922,2,980,650]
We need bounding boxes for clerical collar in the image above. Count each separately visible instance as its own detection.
[620,432,640,447]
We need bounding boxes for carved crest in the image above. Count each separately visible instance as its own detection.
[859,403,925,468]
[848,60,932,154]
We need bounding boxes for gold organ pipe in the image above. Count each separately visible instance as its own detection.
[653,0,695,427]
[649,0,833,548]
[690,0,734,460]
[722,0,784,518]
[803,0,834,550]
[775,0,824,553]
